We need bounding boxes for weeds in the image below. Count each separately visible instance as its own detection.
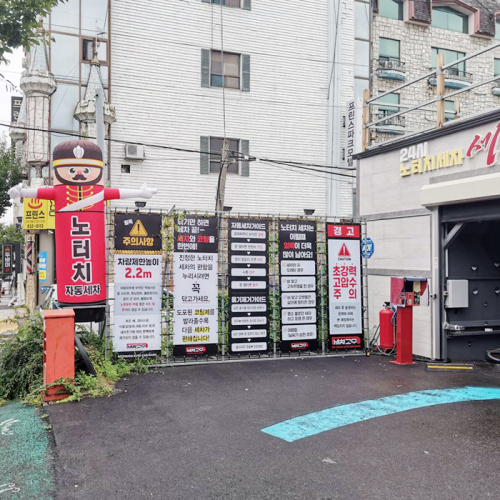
[0,313,139,405]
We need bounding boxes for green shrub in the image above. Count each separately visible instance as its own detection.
[0,313,44,400]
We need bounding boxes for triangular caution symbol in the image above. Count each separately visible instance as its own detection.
[338,243,350,257]
[130,219,148,237]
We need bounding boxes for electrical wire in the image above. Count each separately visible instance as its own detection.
[0,122,357,174]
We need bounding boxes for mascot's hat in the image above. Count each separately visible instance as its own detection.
[53,140,103,168]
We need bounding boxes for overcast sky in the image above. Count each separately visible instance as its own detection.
[1,49,24,225]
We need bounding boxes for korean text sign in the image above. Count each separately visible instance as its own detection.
[113,214,163,358]
[327,224,363,350]
[173,215,219,357]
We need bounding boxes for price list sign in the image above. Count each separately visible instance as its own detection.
[228,219,269,354]
[279,220,318,352]
[173,215,219,357]
[327,224,363,351]
[113,214,163,359]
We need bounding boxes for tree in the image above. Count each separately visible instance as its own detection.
[0,136,21,219]
[0,224,24,247]
[0,0,66,65]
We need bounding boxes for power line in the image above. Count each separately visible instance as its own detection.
[0,122,357,177]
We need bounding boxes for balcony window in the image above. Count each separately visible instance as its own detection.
[431,47,465,75]
[378,93,399,117]
[432,7,468,33]
[380,38,400,60]
[379,0,403,21]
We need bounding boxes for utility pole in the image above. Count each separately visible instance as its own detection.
[215,139,230,213]
[436,53,445,129]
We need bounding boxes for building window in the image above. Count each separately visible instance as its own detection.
[211,51,240,89]
[210,137,240,174]
[431,47,465,76]
[379,0,403,21]
[212,0,241,7]
[379,38,400,62]
[432,7,468,33]
[496,21,500,40]
[378,93,399,117]
[495,58,500,77]
[445,100,455,121]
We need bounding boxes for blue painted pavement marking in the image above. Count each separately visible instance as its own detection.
[261,386,500,443]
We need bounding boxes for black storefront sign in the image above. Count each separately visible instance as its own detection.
[173,215,219,357]
[279,220,318,352]
[2,244,13,275]
[228,218,269,354]
[115,214,162,252]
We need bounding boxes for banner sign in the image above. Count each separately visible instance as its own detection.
[11,96,22,123]
[228,218,269,354]
[38,251,47,281]
[327,224,363,350]
[279,220,318,352]
[113,214,162,358]
[2,244,13,275]
[173,215,218,357]
[23,199,55,230]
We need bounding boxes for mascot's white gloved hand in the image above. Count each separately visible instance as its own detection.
[8,183,23,200]
[139,183,158,199]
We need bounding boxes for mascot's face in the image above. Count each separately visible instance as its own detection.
[53,143,104,186]
[54,164,103,186]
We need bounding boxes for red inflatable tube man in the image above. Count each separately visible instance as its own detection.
[9,140,157,307]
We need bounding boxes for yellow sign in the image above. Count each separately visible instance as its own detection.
[23,199,55,230]
[39,270,47,280]
[130,219,148,237]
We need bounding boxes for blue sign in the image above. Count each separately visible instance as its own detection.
[361,237,374,259]
[38,251,47,282]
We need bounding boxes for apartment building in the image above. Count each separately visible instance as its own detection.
[370,0,500,141]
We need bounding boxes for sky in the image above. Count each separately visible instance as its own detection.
[1,48,24,225]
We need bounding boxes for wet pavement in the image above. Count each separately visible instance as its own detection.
[46,356,500,499]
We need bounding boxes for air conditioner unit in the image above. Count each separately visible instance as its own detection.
[125,143,144,160]
[386,60,394,69]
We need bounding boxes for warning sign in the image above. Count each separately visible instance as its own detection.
[114,214,162,252]
[130,219,148,237]
[327,223,363,350]
[338,243,351,257]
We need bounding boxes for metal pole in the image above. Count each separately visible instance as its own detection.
[436,53,445,129]
[215,139,229,213]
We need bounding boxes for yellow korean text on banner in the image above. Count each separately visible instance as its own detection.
[23,199,55,230]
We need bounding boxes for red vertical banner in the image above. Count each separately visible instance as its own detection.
[327,224,363,350]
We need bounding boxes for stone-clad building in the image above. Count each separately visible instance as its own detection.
[370,0,500,142]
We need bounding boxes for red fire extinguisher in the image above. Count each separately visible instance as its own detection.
[379,302,395,351]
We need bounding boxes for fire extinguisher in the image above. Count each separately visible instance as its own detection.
[379,302,395,351]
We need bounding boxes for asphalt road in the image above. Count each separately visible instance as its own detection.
[47,356,500,500]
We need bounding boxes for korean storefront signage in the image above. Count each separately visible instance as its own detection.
[113,214,163,358]
[279,220,318,352]
[327,224,363,350]
[173,215,219,357]
[2,244,12,275]
[228,218,269,354]
[23,199,55,230]
[38,251,48,281]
